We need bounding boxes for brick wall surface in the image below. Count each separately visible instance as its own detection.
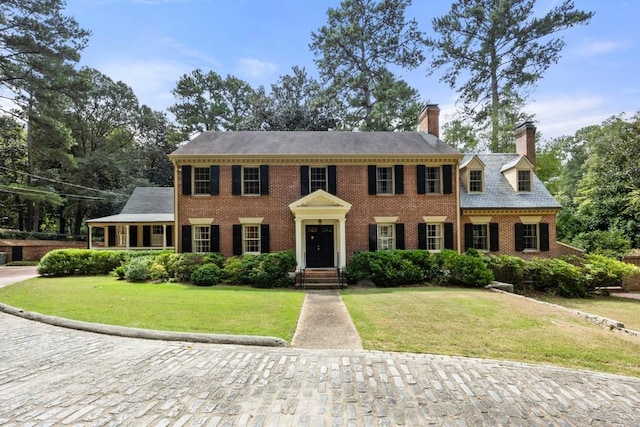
[0,241,86,263]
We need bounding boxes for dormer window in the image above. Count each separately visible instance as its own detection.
[517,170,532,192]
[469,169,483,193]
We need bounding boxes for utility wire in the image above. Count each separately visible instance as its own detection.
[0,185,118,201]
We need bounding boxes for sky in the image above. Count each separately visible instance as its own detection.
[64,0,640,142]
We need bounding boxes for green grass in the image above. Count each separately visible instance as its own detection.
[0,276,304,340]
[539,294,640,331]
[341,287,640,377]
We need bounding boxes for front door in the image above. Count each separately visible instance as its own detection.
[305,225,334,268]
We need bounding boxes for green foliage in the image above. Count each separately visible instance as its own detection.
[573,230,631,258]
[171,253,205,282]
[523,258,586,298]
[222,251,296,288]
[38,249,129,276]
[483,254,526,287]
[124,256,154,282]
[580,254,637,291]
[436,249,494,288]
[191,263,223,286]
[345,250,435,287]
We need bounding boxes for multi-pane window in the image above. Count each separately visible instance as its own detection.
[193,167,210,195]
[243,167,260,195]
[377,224,395,250]
[376,167,393,194]
[194,225,210,253]
[518,170,532,192]
[469,170,483,193]
[243,225,261,253]
[426,224,443,251]
[472,224,489,251]
[522,224,538,250]
[310,167,327,192]
[426,167,442,193]
[116,225,127,246]
[151,225,163,246]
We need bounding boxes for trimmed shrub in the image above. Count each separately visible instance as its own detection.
[171,253,205,282]
[436,249,494,287]
[523,258,586,298]
[580,254,637,291]
[38,249,128,276]
[124,256,154,282]
[483,254,526,287]
[191,263,223,286]
[345,250,425,287]
[222,251,296,288]
[149,263,169,282]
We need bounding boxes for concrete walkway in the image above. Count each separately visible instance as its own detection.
[291,290,363,349]
[0,265,39,288]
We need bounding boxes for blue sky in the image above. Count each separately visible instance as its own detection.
[64,0,639,141]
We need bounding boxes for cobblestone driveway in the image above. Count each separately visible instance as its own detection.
[2,313,640,426]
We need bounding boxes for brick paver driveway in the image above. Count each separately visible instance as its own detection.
[1,312,639,426]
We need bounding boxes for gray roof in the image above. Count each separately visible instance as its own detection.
[171,131,461,157]
[86,187,174,224]
[460,154,561,210]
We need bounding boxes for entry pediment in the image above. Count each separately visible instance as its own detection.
[288,190,352,214]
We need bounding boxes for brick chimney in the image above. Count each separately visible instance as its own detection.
[418,104,440,138]
[515,121,536,167]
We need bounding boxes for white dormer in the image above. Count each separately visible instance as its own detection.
[460,155,485,193]
[500,156,534,193]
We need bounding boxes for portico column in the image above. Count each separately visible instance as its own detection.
[295,218,303,269]
[339,217,347,268]
[162,224,167,249]
[88,226,93,249]
[125,225,130,249]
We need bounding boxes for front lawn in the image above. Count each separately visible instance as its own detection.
[341,287,640,377]
[0,276,304,340]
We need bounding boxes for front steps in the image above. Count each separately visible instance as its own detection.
[297,268,346,290]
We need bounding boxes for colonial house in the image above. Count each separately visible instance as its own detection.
[166,105,562,269]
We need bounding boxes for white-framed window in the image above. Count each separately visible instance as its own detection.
[469,169,483,193]
[426,224,443,251]
[116,225,127,246]
[193,225,210,253]
[377,224,395,250]
[243,225,261,253]
[376,167,393,194]
[193,167,210,195]
[522,223,538,250]
[517,169,532,192]
[243,166,260,195]
[151,225,163,247]
[425,166,442,193]
[310,167,327,192]
[472,224,489,251]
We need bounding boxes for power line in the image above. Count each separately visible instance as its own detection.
[0,185,118,201]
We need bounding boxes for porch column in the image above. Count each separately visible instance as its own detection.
[339,218,347,268]
[88,226,93,249]
[125,225,130,249]
[162,224,167,249]
[295,218,303,269]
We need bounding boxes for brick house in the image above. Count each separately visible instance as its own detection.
[166,106,561,268]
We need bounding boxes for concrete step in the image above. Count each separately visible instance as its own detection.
[299,282,345,290]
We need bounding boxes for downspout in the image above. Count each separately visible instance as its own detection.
[456,162,461,254]
[173,160,179,253]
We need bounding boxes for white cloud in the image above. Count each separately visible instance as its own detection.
[235,58,278,82]
[576,39,628,56]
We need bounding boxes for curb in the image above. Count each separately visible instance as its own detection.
[0,302,288,347]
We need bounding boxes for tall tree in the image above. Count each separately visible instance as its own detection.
[427,0,593,151]
[310,0,426,130]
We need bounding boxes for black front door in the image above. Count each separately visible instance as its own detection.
[305,225,334,268]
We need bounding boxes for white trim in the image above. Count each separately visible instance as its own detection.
[468,216,492,224]
[374,216,398,224]
[189,218,214,225]
[423,216,447,223]
[519,216,542,224]
[239,217,264,224]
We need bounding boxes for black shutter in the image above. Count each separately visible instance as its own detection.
[129,225,138,247]
[108,226,116,247]
[368,224,377,251]
[368,165,377,195]
[300,166,309,195]
[395,223,405,250]
[261,224,270,253]
[328,165,337,195]
[416,165,426,194]
[540,223,550,252]
[394,165,404,195]
[515,223,524,251]
[443,165,453,194]
[464,223,473,250]
[444,223,454,250]
[210,165,219,195]
[143,225,151,247]
[417,223,427,250]
[490,223,499,252]
[166,225,173,247]
[232,165,241,195]
[232,224,242,255]
[181,225,192,253]
[260,165,269,195]
[209,225,220,253]
[182,165,192,195]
